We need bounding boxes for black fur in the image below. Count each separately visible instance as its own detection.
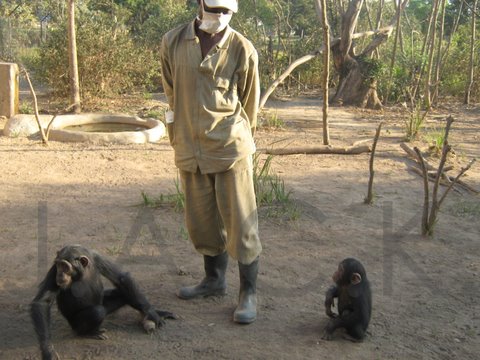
[322,258,372,341]
[31,245,176,360]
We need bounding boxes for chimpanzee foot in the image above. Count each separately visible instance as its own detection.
[321,331,333,341]
[84,328,108,340]
[342,334,364,342]
[156,310,178,320]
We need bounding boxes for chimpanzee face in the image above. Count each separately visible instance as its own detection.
[55,260,74,289]
[332,264,344,284]
[55,255,89,289]
[333,259,364,286]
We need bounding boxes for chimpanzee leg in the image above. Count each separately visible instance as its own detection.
[103,289,127,314]
[69,305,106,337]
[346,323,366,341]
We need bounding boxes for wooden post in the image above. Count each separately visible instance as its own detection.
[67,0,81,113]
[0,62,19,118]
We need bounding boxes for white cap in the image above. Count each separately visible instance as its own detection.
[204,0,238,13]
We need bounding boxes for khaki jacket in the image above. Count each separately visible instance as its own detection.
[160,20,260,173]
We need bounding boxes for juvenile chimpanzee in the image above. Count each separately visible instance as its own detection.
[322,258,372,341]
[31,245,176,360]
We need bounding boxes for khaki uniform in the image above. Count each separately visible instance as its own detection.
[160,21,262,264]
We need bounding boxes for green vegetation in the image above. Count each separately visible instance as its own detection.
[141,153,298,221]
[0,1,477,102]
[18,102,34,114]
[260,111,284,129]
[424,126,446,155]
[253,153,299,220]
[141,176,184,212]
[404,102,428,141]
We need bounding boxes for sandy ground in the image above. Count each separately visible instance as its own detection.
[0,95,479,360]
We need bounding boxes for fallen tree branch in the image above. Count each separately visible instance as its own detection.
[265,144,371,155]
[409,166,459,191]
[400,142,453,172]
[409,166,477,194]
[438,159,477,207]
[456,179,480,194]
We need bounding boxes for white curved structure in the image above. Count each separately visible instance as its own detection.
[47,114,166,144]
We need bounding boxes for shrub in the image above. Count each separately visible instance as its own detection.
[32,12,160,98]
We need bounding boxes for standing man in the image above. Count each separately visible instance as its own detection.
[160,0,261,324]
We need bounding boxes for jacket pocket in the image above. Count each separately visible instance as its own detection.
[213,76,237,111]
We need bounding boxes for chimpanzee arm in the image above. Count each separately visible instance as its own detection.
[31,265,59,360]
[93,254,161,324]
[322,304,363,340]
[324,285,339,318]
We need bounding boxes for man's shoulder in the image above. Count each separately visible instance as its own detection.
[229,29,257,56]
[163,21,192,43]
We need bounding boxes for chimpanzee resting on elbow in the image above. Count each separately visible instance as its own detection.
[31,245,176,360]
[322,258,372,341]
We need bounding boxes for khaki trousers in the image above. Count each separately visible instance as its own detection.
[179,156,262,265]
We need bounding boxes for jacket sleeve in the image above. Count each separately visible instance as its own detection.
[238,48,260,135]
[160,35,174,111]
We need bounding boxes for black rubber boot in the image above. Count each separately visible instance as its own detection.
[233,257,259,324]
[177,252,228,300]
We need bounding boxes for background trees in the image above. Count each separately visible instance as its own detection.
[0,0,478,105]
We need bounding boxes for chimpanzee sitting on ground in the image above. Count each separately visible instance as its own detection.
[31,245,176,360]
[322,258,372,341]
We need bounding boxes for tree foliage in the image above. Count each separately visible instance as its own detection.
[0,0,478,103]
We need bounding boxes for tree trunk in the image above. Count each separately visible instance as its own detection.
[331,0,381,108]
[464,0,477,105]
[330,0,409,109]
[67,0,81,113]
[315,0,331,145]
[433,0,447,105]
[331,49,382,109]
[259,0,409,110]
[385,0,403,104]
[424,0,440,109]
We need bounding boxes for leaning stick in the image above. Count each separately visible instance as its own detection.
[429,117,454,231]
[414,147,430,236]
[22,68,49,145]
[438,159,477,208]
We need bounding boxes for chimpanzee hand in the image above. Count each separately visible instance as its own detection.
[324,291,337,318]
[142,307,177,333]
[145,307,165,327]
[321,330,333,341]
[321,321,335,341]
[41,345,60,360]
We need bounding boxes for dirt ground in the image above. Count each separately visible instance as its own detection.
[0,93,479,360]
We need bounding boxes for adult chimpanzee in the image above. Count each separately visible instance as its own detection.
[31,245,176,360]
[322,258,372,341]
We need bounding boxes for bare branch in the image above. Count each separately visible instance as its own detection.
[259,26,394,110]
[414,147,430,236]
[339,0,364,60]
[365,122,383,204]
[438,159,477,208]
[21,68,49,146]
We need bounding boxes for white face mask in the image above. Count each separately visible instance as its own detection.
[199,10,232,34]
